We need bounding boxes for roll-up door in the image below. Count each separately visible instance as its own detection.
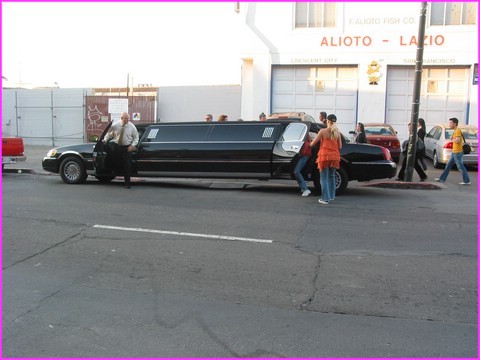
[386,66,470,141]
[271,66,358,134]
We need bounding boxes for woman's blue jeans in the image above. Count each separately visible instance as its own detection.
[320,167,336,201]
[439,152,470,183]
[294,156,310,192]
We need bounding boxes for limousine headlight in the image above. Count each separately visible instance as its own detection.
[46,149,57,157]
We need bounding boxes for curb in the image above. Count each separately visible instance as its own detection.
[2,168,52,176]
[362,181,444,190]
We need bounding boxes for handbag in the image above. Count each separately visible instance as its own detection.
[416,138,425,153]
[461,132,471,154]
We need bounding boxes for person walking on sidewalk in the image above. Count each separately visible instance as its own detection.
[396,122,428,182]
[417,118,428,171]
[310,114,342,205]
[435,117,471,185]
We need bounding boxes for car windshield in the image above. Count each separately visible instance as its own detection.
[364,126,394,136]
[445,127,478,140]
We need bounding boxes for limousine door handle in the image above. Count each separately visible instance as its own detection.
[291,145,299,150]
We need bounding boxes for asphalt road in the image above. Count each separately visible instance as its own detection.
[2,160,477,357]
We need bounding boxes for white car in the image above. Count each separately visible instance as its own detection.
[424,124,478,168]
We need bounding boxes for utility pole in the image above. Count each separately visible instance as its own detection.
[404,2,427,182]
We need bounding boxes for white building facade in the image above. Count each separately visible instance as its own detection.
[238,2,478,140]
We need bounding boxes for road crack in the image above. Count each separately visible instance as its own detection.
[3,231,88,270]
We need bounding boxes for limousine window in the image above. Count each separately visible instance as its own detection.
[281,123,308,141]
[146,125,209,142]
[274,123,308,156]
[209,124,279,142]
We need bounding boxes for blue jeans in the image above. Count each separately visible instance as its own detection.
[439,152,470,183]
[320,167,336,201]
[294,156,310,192]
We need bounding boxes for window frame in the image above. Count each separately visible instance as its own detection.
[294,2,337,29]
[429,2,477,26]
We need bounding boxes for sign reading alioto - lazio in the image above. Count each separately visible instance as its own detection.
[319,35,445,47]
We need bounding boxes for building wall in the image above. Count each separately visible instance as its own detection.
[2,88,92,146]
[239,2,478,140]
[2,85,242,145]
[157,85,241,122]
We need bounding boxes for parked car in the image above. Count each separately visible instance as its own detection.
[2,136,26,170]
[424,124,478,168]
[42,120,397,194]
[362,123,401,163]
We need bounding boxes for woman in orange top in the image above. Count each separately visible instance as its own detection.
[310,114,343,204]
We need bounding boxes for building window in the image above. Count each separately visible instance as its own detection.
[295,2,336,28]
[430,2,477,25]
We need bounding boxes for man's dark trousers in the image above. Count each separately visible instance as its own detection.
[119,145,133,185]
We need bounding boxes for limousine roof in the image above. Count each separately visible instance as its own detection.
[140,120,316,127]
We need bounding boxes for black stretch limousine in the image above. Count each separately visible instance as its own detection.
[42,120,397,194]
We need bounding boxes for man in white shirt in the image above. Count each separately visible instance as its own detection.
[104,112,139,188]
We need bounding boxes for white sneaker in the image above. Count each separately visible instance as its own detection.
[435,178,444,183]
[459,182,471,185]
[318,199,329,205]
[301,189,311,197]
[330,198,335,201]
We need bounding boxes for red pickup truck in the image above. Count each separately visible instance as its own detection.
[2,136,26,169]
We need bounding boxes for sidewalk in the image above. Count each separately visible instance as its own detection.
[3,145,53,173]
[3,145,444,190]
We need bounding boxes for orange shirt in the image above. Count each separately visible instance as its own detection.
[316,137,341,171]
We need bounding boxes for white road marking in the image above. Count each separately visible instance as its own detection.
[93,224,273,244]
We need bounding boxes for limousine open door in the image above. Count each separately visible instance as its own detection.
[273,122,308,157]
[92,120,117,178]
[272,122,309,176]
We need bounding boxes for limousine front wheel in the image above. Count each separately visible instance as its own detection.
[60,156,87,184]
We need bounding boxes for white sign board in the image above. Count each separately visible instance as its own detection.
[108,98,128,115]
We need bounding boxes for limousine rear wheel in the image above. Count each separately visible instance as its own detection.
[335,167,348,194]
[60,156,87,184]
[311,167,348,195]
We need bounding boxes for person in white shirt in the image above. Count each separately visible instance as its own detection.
[104,112,139,188]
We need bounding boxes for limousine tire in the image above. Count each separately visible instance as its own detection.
[60,156,87,184]
[311,166,348,195]
[336,167,348,194]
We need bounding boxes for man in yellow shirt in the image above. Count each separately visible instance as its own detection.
[435,117,471,185]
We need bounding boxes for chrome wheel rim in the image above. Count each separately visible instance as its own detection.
[64,162,80,181]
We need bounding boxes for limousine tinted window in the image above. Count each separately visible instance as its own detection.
[209,124,279,142]
[146,125,209,142]
[281,123,308,141]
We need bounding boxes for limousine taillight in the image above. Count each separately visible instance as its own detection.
[381,147,393,161]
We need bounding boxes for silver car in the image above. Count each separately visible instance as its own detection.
[424,124,478,168]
